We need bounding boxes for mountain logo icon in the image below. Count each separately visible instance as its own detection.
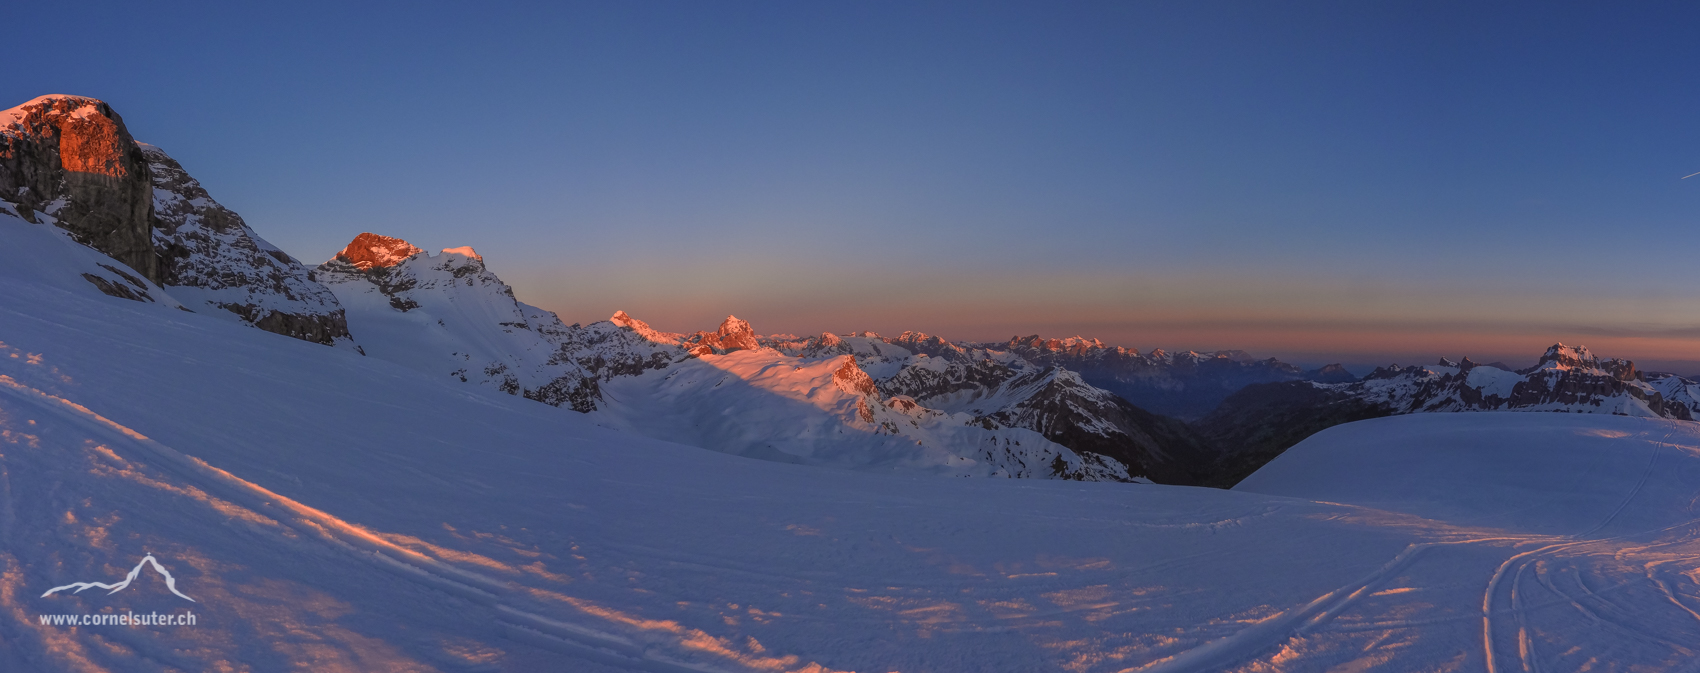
[41,553,196,602]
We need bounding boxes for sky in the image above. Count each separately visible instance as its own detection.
[10,1,1700,371]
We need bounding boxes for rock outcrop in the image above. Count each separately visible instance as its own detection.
[684,316,761,355]
[144,145,355,347]
[1,95,357,349]
[0,95,158,282]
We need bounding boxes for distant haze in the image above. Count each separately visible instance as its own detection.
[9,2,1700,373]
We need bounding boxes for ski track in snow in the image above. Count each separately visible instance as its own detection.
[8,213,1700,670]
[0,376,817,673]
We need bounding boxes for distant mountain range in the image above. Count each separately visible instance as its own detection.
[7,93,1695,487]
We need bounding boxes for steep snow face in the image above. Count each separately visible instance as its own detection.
[143,145,356,349]
[316,234,602,411]
[1319,346,1690,420]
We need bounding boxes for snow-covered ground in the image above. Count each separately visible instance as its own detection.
[5,215,1700,671]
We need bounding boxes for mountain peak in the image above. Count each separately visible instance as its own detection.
[1,93,159,282]
[609,310,687,345]
[712,315,759,351]
[333,233,424,271]
[683,315,760,355]
[2,95,111,132]
[440,246,481,261]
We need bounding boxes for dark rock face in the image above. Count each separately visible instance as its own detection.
[521,375,602,413]
[1192,382,1394,487]
[2,95,357,349]
[144,146,354,346]
[81,272,153,302]
[0,96,158,283]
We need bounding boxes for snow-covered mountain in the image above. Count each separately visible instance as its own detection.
[982,335,1350,418]
[0,95,356,348]
[8,225,1700,670]
[1196,343,1695,486]
[1319,345,1690,419]
[317,233,1176,482]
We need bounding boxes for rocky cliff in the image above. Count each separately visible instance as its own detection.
[1,95,356,348]
[0,95,158,282]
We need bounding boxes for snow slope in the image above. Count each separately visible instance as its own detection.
[7,201,1700,671]
[1236,413,1700,672]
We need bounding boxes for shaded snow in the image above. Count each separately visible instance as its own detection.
[5,213,1700,670]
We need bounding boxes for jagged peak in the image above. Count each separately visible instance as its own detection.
[719,315,753,336]
[1438,357,1458,367]
[831,356,878,397]
[1539,343,1594,364]
[331,233,424,271]
[714,315,759,351]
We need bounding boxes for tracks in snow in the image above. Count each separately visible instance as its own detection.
[0,375,801,673]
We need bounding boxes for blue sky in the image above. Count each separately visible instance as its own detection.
[12,2,1700,369]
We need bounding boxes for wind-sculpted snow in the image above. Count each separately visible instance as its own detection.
[8,243,1700,670]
